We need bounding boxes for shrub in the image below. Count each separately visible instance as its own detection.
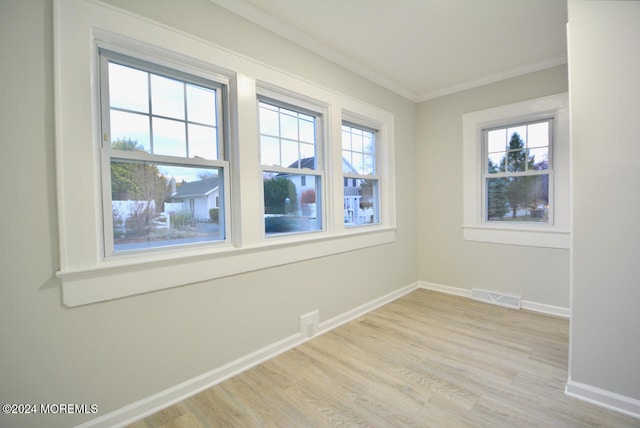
[170,210,195,229]
[209,208,219,223]
[263,178,297,214]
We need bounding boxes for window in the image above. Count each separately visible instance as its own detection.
[462,93,569,249]
[342,123,379,226]
[484,119,552,223]
[54,0,396,306]
[99,51,229,255]
[258,98,323,236]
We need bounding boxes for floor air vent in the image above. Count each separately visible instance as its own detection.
[471,288,521,309]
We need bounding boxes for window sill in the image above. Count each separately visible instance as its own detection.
[57,227,396,307]
[462,224,569,249]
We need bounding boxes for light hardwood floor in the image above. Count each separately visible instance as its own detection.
[129,289,640,427]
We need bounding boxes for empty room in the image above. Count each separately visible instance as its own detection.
[1,0,639,427]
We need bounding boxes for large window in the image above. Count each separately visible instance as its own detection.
[342,123,379,226]
[54,0,396,306]
[259,98,323,236]
[462,93,569,249]
[484,119,552,223]
[100,51,229,255]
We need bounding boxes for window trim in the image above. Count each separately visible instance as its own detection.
[462,93,570,249]
[481,117,554,225]
[341,121,381,227]
[257,91,328,238]
[98,49,232,257]
[53,0,396,306]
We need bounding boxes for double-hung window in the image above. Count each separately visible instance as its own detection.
[483,119,552,223]
[99,50,229,255]
[341,123,379,226]
[54,0,396,306]
[462,93,569,249]
[258,97,323,236]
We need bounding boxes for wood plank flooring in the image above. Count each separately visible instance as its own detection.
[129,289,640,427]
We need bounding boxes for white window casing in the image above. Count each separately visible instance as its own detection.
[462,93,570,248]
[53,0,396,306]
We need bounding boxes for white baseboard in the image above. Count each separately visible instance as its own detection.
[418,281,570,318]
[77,282,420,428]
[319,282,419,333]
[565,378,640,420]
[419,281,472,298]
[76,333,304,428]
[78,281,576,427]
[521,299,570,318]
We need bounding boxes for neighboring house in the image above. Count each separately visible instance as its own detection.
[276,157,370,222]
[166,176,220,222]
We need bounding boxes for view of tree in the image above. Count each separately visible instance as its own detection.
[503,132,536,219]
[263,178,297,215]
[487,132,548,221]
[111,138,170,236]
[487,159,508,219]
[358,179,375,210]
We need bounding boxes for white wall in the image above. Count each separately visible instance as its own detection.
[416,66,570,308]
[0,1,416,427]
[567,0,640,410]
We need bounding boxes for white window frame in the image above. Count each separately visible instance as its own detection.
[98,49,232,257]
[257,88,328,238]
[341,120,381,227]
[53,0,396,306]
[462,93,570,249]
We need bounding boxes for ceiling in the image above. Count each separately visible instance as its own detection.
[209,0,568,102]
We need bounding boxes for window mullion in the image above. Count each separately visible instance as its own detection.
[183,82,189,158]
[147,70,153,154]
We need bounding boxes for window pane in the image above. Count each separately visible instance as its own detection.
[527,122,549,148]
[507,126,527,146]
[110,110,151,152]
[488,152,505,173]
[342,151,353,174]
[186,85,216,126]
[261,136,280,166]
[363,132,375,155]
[259,101,318,170]
[111,161,224,252]
[281,139,298,168]
[152,117,186,157]
[151,74,185,120]
[529,147,549,170]
[108,63,149,113]
[342,127,351,150]
[188,123,217,160]
[352,152,364,175]
[342,124,376,175]
[352,131,364,153]
[259,103,279,136]
[299,118,315,143]
[344,178,379,226]
[487,129,506,153]
[507,149,529,172]
[299,142,315,162]
[363,154,375,175]
[280,111,298,140]
[263,172,321,235]
[487,175,549,222]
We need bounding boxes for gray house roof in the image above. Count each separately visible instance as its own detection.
[171,176,219,199]
[280,157,360,175]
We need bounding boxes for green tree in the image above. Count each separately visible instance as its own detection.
[501,132,535,219]
[263,178,297,214]
[110,138,169,236]
[487,159,508,219]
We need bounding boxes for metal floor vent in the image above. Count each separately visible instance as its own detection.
[471,288,521,309]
